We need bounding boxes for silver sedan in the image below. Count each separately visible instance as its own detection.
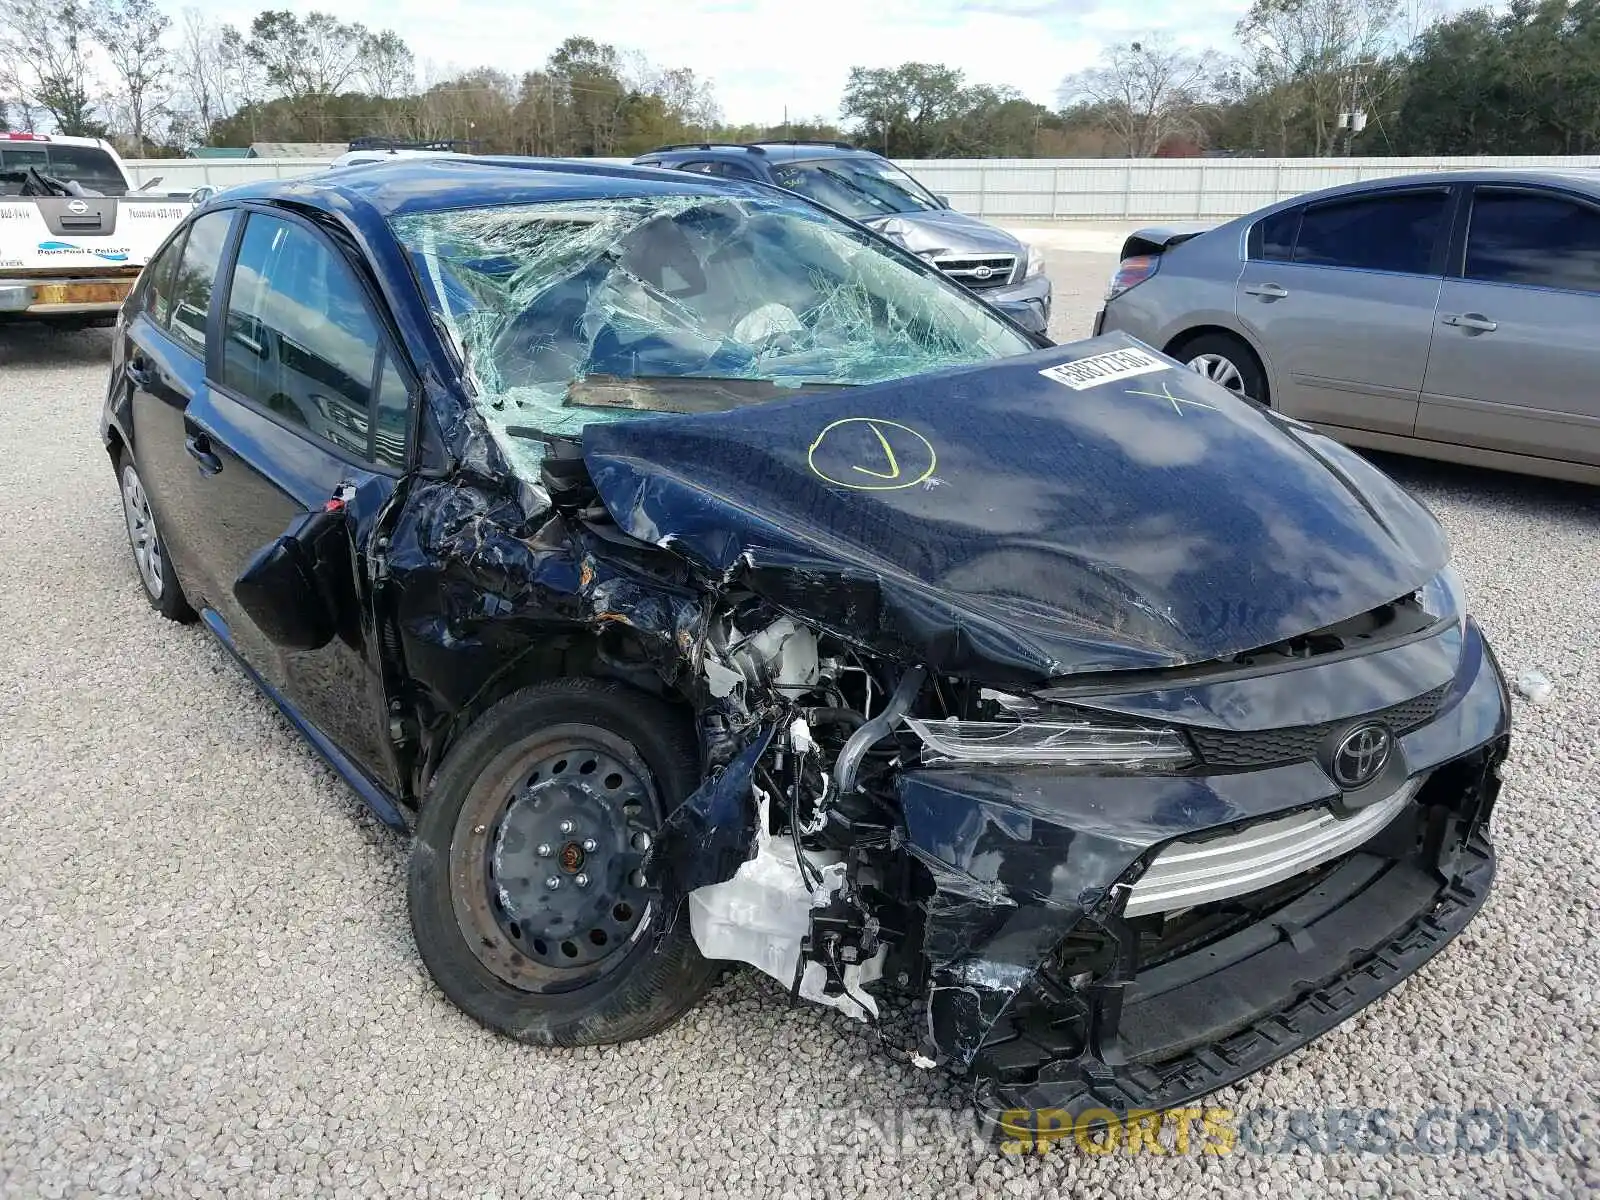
[1095,169,1600,486]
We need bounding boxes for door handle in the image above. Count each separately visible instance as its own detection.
[1244,283,1289,299]
[1443,312,1498,333]
[185,432,223,476]
[126,357,150,388]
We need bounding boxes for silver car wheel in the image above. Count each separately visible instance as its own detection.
[120,462,164,599]
[1187,352,1246,395]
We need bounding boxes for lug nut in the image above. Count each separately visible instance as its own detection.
[631,831,651,852]
[558,819,575,834]
[546,876,560,890]
[574,873,589,887]
[536,843,552,857]
[582,839,597,852]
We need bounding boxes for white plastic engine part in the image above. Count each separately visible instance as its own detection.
[687,789,883,1022]
[702,617,821,703]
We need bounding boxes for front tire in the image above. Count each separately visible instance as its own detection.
[408,679,718,1045]
[117,448,196,623]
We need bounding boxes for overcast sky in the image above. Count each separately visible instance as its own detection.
[184,0,1257,125]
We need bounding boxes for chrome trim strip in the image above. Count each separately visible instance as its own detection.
[1122,779,1419,918]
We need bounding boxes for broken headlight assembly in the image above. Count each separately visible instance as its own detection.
[906,693,1192,769]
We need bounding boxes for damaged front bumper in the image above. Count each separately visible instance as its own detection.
[983,274,1053,335]
[899,617,1509,1124]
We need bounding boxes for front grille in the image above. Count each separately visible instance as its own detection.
[935,254,1016,290]
[1187,684,1449,770]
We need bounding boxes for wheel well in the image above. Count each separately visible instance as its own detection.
[104,424,127,466]
[1162,326,1269,404]
[411,628,697,805]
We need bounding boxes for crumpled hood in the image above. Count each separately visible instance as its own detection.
[580,334,1449,683]
[862,208,1023,258]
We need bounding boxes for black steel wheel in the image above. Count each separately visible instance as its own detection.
[408,679,717,1045]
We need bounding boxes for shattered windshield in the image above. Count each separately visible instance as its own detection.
[391,193,1031,477]
[771,158,943,219]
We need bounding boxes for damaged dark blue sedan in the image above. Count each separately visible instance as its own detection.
[101,158,1509,1133]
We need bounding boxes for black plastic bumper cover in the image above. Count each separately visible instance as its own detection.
[980,831,1495,1132]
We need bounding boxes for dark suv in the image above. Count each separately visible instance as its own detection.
[633,141,1053,333]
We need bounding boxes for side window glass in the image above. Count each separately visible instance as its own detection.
[1292,191,1447,275]
[1466,190,1600,293]
[373,353,410,470]
[1251,208,1300,261]
[222,214,381,462]
[141,232,185,328]
[168,210,233,357]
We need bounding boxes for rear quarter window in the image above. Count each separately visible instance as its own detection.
[1248,207,1301,261]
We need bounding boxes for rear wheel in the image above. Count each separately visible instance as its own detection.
[1173,332,1268,406]
[116,449,196,623]
[408,679,718,1045]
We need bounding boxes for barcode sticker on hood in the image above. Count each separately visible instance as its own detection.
[1039,347,1168,390]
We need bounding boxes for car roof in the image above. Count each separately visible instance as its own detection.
[1259,166,1600,212]
[640,142,880,165]
[209,156,772,219]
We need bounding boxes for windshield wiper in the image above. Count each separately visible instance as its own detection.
[566,374,853,415]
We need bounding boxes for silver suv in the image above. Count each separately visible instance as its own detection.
[1096,169,1600,485]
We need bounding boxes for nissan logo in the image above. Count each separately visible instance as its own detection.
[1330,723,1392,789]
[67,199,88,214]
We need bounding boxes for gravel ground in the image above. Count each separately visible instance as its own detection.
[2,248,1598,1198]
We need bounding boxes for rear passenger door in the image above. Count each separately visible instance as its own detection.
[1235,187,1452,435]
[122,209,236,592]
[1417,185,1600,469]
[170,208,413,793]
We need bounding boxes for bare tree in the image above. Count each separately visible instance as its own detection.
[1057,35,1218,157]
[173,10,256,141]
[88,0,170,153]
[0,0,101,135]
[1235,0,1410,155]
[358,29,416,100]
[0,43,37,130]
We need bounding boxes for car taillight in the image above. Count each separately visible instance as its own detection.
[1106,254,1158,301]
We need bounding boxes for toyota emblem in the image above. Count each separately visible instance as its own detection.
[972,265,993,279]
[67,199,88,215]
[1330,723,1392,789]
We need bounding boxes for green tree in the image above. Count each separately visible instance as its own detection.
[1395,0,1600,154]
[0,0,102,135]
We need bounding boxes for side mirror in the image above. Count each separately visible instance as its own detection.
[189,185,215,205]
[232,506,345,651]
[935,194,952,208]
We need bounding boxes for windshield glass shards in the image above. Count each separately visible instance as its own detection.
[391,194,1031,477]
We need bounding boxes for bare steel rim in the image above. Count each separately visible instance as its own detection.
[1186,352,1248,396]
[119,462,164,599]
[449,724,661,993]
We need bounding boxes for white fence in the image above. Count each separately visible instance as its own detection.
[124,154,1600,221]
